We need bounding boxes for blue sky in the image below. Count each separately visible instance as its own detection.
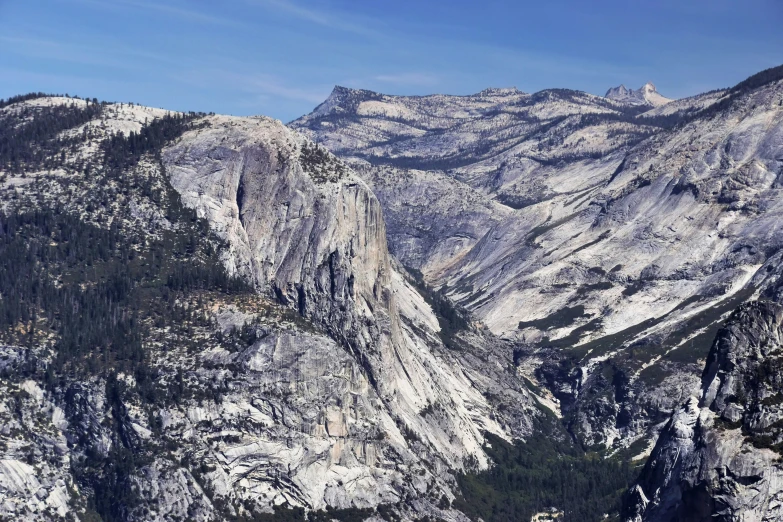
[1,0,781,122]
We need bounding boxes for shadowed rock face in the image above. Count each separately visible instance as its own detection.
[624,300,783,522]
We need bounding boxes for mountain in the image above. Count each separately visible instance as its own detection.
[3,62,783,521]
[291,85,662,276]
[605,82,674,107]
[0,95,539,521]
[292,64,783,518]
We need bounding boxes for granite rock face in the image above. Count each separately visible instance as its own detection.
[4,65,783,521]
[291,85,659,280]
[605,83,674,107]
[162,115,535,470]
[624,299,783,522]
[0,100,535,520]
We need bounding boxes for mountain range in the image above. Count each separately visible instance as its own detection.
[1,64,783,522]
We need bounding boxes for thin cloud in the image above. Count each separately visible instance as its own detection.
[0,34,183,70]
[467,41,642,84]
[68,0,244,28]
[0,35,139,70]
[373,73,439,87]
[0,66,125,95]
[172,68,330,105]
[246,0,380,37]
[121,0,245,27]
[245,74,331,104]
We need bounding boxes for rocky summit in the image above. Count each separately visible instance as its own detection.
[1,64,783,522]
[605,83,674,107]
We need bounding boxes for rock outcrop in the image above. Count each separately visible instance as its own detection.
[4,63,783,521]
[605,83,674,107]
[162,115,535,471]
[624,299,783,521]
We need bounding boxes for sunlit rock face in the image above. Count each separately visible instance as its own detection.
[160,115,536,509]
[4,64,783,521]
[605,82,673,107]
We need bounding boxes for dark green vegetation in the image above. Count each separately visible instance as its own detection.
[453,418,638,522]
[0,97,103,173]
[555,286,756,368]
[0,108,241,376]
[228,503,437,522]
[402,269,641,522]
[406,267,471,350]
[0,92,55,109]
[728,64,783,95]
[518,305,589,331]
[693,63,783,121]
[299,140,348,183]
[0,206,247,376]
[0,101,252,522]
[538,319,604,350]
[102,110,206,174]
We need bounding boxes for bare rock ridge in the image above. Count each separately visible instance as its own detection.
[605,82,674,107]
[291,83,662,280]
[3,63,783,521]
[622,251,783,521]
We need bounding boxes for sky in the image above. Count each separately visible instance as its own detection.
[1,0,782,122]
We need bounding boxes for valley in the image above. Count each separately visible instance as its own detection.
[1,63,783,522]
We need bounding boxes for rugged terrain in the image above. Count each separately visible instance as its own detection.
[291,67,783,456]
[0,95,538,521]
[624,260,783,521]
[3,63,783,522]
[605,83,673,107]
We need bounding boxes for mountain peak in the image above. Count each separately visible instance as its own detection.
[308,85,381,118]
[605,81,673,107]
